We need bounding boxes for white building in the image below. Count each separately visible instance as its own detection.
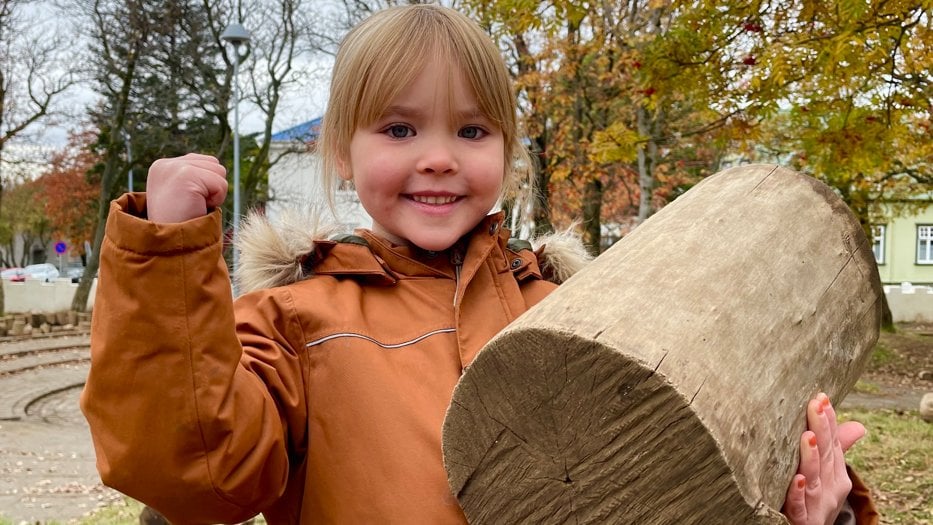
[266,117,371,231]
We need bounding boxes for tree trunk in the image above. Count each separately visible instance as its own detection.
[581,177,603,256]
[531,137,553,237]
[443,164,882,524]
[0,166,4,315]
[880,291,895,332]
[72,35,142,312]
[635,106,653,223]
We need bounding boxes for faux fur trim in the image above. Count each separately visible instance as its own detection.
[531,226,593,284]
[236,210,593,293]
[235,205,341,294]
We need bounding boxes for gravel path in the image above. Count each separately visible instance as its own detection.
[0,334,123,524]
[840,387,926,412]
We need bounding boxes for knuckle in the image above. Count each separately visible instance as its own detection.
[806,476,821,491]
[840,477,852,493]
[787,508,807,524]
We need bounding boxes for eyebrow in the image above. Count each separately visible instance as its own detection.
[381,105,423,120]
[381,104,487,122]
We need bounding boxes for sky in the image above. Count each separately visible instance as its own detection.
[18,0,333,149]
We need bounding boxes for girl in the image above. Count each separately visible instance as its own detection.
[81,4,876,524]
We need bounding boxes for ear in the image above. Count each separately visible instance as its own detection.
[336,156,352,181]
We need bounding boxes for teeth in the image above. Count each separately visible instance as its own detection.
[412,195,457,205]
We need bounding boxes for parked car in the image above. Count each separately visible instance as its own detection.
[1,267,26,282]
[23,263,60,282]
[66,266,86,283]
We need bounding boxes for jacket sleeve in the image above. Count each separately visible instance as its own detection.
[80,193,309,524]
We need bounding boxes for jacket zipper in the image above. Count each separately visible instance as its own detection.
[451,247,464,307]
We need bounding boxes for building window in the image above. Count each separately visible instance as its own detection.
[918,225,933,264]
[872,225,885,265]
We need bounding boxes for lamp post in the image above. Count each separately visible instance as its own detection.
[122,129,133,192]
[221,21,250,290]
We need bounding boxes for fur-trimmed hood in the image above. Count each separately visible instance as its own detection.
[235,207,592,294]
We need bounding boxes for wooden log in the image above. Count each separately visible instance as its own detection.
[443,164,882,524]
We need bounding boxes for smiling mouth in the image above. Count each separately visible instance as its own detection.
[410,195,459,205]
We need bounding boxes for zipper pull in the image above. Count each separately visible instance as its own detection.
[450,247,464,267]
[451,247,464,307]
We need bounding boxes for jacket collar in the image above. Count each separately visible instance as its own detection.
[310,212,534,283]
[235,207,588,294]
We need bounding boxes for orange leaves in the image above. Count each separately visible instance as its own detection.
[34,130,102,255]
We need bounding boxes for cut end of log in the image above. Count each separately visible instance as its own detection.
[443,329,786,524]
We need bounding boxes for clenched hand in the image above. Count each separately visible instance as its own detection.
[146,153,228,224]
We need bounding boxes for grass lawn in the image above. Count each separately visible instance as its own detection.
[839,408,933,525]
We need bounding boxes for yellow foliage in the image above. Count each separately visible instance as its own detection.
[466,0,930,230]
[590,123,641,165]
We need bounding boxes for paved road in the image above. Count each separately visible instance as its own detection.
[0,334,124,523]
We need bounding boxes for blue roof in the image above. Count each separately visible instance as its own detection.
[270,116,323,143]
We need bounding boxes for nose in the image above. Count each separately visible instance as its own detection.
[416,136,458,175]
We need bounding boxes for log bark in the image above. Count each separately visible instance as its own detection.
[443,164,883,524]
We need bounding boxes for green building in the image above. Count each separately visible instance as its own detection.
[873,203,933,286]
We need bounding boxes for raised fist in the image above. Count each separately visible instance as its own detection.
[146,153,228,224]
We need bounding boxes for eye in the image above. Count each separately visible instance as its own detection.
[383,124,414,139]
[458,126,487,139]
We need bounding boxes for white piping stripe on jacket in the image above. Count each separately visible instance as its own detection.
[305,328,457,349]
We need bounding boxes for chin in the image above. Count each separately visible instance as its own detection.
[411,238,459,252]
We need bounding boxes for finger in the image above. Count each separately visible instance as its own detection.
[809,394,835,466]
[204,177,229,208]
[181,152,221,163]
[181,159,228,177]
[798,429,823,511]
[783,474,808,525]
[836,421,866,452]
[820,397,850,484]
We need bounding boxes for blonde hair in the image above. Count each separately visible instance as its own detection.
[318,4,532,214]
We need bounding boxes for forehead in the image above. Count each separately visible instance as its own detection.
[364,54,486,122]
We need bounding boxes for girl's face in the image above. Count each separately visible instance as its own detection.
[339,58,506,252]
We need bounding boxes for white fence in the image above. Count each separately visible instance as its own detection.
[2,278,97,313]
[884,283,933,324]
[2,277,930,323]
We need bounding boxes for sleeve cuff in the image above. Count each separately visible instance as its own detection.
[106,192,223,255]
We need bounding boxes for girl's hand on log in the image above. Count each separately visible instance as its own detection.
[146,153,228,224]
[783,393,865,525]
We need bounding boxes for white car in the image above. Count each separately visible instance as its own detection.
[23,263,60,282]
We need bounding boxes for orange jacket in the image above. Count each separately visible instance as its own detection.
[81,193,559,524]
[82,193,878,524]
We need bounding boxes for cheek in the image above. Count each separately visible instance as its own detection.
[480,156,507,194]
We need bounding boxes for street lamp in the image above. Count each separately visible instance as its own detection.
[221,21,250,291]
[122,128,133,192]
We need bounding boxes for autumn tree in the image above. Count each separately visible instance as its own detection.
[0,0,75,313]
[467,1,931,258]
[745,1,931,227]
[35,130,101,266]
[467,1,759,253]
[0,177,51,268]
